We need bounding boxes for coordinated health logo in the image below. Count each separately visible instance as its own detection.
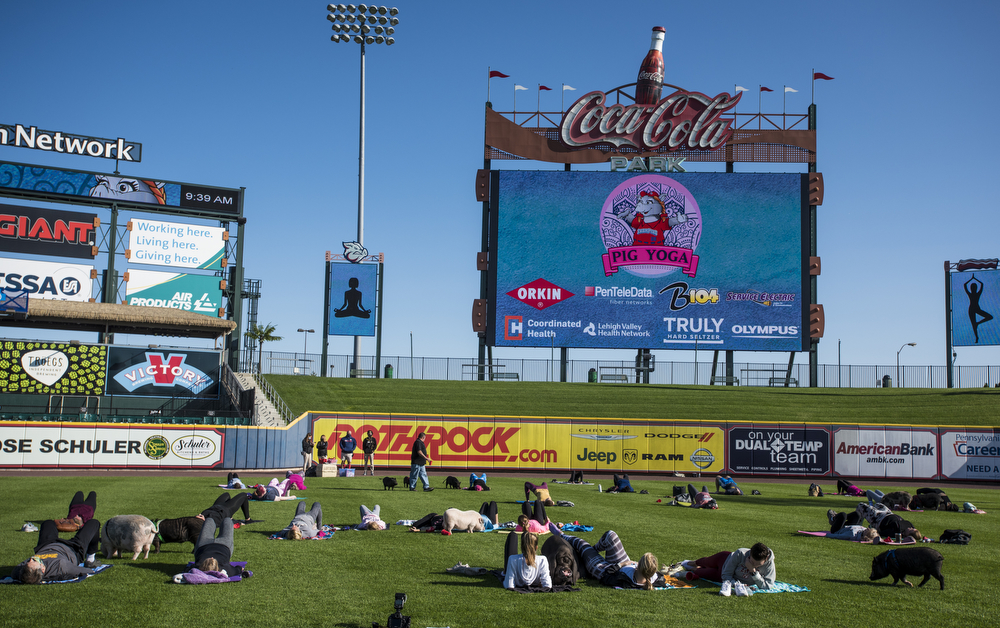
[504,315,523,341]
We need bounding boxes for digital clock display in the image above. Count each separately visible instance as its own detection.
[179,184,241,215]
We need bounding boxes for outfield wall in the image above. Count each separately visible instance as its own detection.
[310,413,1000,483]
[0,415,309,470]
[2,412,997,482]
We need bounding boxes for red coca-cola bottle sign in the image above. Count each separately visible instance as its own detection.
[635,27,665,105]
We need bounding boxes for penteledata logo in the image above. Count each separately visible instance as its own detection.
[585,286,654,298]
[507,278,573,310]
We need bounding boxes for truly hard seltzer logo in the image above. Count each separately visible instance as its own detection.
[729,427,830,474]
[144,435,170,460]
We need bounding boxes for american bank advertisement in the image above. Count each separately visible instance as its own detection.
[311,414,725,474]
[0,424,223,468]
[489,171,808,351]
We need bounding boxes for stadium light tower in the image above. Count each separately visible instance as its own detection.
[896,342,916,388]
[327,4,398,375]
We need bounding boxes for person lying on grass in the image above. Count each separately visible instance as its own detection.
[516,500,552,533]
[251,479,298,501]
[680,542,775,593]
[11,518,102,583]
[823,509,881,543]
[547,523,663,589]
[281,502,323,539]
[358,504,386,530]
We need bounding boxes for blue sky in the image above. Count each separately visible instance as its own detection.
[2,0,999,371]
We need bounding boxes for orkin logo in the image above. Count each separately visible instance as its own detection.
[507,278,573,310]
[112,352,213,394]
[560,90,740,152]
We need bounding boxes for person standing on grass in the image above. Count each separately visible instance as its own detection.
[339,429,357,469]
[316,435,329,464]
[362,430,378,476]
[301,432,314,474]
[409,432,434,492]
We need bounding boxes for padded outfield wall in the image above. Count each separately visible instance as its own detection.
[2,412,997,482]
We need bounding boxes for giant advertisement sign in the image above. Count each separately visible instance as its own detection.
[0,256,93,301]
[327,262,377,337]
[939,430,1000,480]
[0,340,107,395]
[0,160,241,217]
[129,219,226,270]
[490,171,807,351]
[125,269,224,316]
[727,425,831,476]
[0,424,223,468]
[0,203,98,259]
[311,415,725,474]
[951,269,1000,347]
[106,347,221,398]
[833,427,938,479]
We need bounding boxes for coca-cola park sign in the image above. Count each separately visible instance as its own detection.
[560,90,741,152]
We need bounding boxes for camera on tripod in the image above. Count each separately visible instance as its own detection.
[372,593,410,628]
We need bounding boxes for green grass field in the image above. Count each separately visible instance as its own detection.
[3,381,998,627]
[1,476,996,628]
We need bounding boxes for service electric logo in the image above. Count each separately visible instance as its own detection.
[504,316,523,341]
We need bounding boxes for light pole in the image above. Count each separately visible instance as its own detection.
[298,328,315,375]
[896,342,916,388]
[409,331,413,379]
[327,3,398,375]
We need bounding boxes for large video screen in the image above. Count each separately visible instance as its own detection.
[489,171,809,351]
[951,269,1000,347]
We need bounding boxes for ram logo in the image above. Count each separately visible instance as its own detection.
[623,449,638,465]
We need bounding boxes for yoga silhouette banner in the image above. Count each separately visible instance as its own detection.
[327,261,377,337]
[951,269,1000,346]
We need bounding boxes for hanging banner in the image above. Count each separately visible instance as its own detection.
[328,261,377,337]
[128,219,226,270]
[0,203,98,259]
[124,269,224,316]
[0,256,93,301]
[951,269,1000,347]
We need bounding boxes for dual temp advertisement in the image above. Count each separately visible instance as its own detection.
[489,171,808,351]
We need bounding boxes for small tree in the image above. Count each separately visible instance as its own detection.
[245,322,282,374]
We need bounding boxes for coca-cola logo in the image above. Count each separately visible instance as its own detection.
[638,71,662,82]
[560,89,740,152]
